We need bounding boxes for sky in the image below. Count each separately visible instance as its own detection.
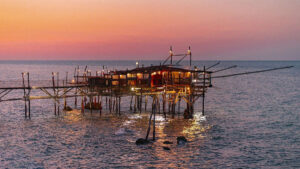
[0,0,300,60]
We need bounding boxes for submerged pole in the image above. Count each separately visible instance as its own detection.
[106,96,107,110]
[134,96,137,113]
[130,95,133,111]
[109,96,111,113]
[140,92,142,114]
[163,94,166,118]
[178,97,181,115]
[118,96,121,115]
[113,97,116,112]
[81,96,84,114]
[145,110,153,141]
[157,97,160,114]
[90,95,93,113]
[145,95,148,111]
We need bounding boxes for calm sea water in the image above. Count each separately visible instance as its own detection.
[0,60,299,168]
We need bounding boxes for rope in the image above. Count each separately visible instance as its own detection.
[212,66,293,79]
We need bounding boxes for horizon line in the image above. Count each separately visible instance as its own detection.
[0,59,299,62]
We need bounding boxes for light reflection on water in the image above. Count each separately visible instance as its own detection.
[0,61,299,168]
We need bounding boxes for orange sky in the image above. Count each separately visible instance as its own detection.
[0,0,300,60]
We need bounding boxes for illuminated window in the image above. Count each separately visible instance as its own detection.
[137,73,143,79]
[112,75,119,79]
[112,81,119,85]
[120,75,126,79]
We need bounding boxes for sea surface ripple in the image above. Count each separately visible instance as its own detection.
[0,60,299,168]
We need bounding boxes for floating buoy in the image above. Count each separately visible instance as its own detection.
[63,106,72,111]
[163,146,170,150]
[177,136,187,145]
[136,138,149,145]
[163,141,173,144]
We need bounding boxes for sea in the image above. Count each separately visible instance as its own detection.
[0,60,299,168]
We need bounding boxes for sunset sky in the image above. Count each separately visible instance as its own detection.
[0,0,300,60]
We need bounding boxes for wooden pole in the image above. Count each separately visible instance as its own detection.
[99,98,102,116]
[153,96,156,141]
[98,95,101,115]
[64,72,68,110]
[64,89,67,110]
[81,96,84,114]
[189,95,193,117]
[27,73,31,118]
[190,46,192,67]
[118,96,121,115]
[145,95,148,111]
[137,95,140,112]
[178,97,181,115]
[113,97,116,112]
[134,96,137,113]
[202,66,206,116]
[109,96,112,113]
[84,96,87,109]
[139,91,142,114]
[145,110,153,141]
[186,96,190,117]
[57,72,60,116]
[90,95,92,113]
[130,95,133,111]
[157,96,160,114]
[66,71,68,83]
[106,96,108,110]
[171,101,175,118]
[163,94,166,118]
[168,100,171,114]
[115,97,118,113]
[22,73,27,118]
[52,72,56,116]
[75,87,77,108]
[75,69,78,108]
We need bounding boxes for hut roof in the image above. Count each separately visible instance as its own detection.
[115,65,190,74]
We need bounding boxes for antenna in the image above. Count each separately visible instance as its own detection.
[162,46,173,65]
[188,46,192,66]
[175,46,192,66]
[170,46,173,65]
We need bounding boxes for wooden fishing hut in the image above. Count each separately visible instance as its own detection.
[86,64,212,119]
